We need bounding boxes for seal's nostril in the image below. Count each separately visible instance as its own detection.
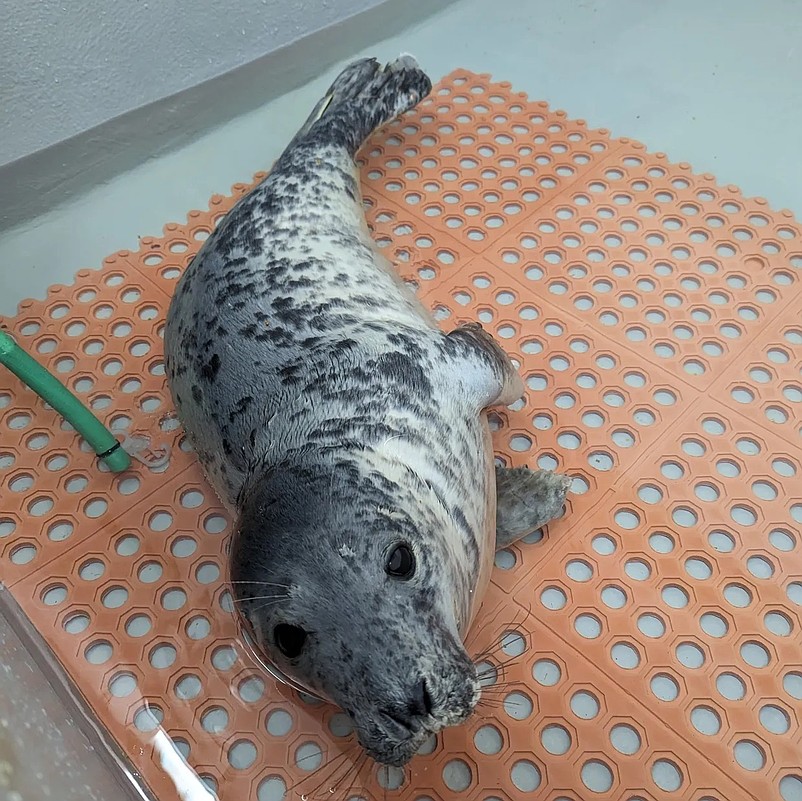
[422,679,434,716]
[379,678,432,733]
[411,677,432,717]
[381,707,413,731]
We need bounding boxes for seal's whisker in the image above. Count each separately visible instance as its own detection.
[471,636,514,660]
[476,681,519,692]
[468,600,535,657]
[334,750,368,801]
[300,744,356,775]
[250,598,289,614]
[476,696,523,710]
[475,657,523,682]
[477,696,513,707]
[476,652,523,672]
[296,748,334,766]
[289,744,360,800]
[472,622,531,658]
[231,594,288,604]
[301,751,355,799]
[324,749,364,800]
[482,683,521,696]
[478,678,520,689]
[477,665,518,686]
[476,687,516,699]
[228,580,292,589]
[344,752,370,801]
[465,604,513,654]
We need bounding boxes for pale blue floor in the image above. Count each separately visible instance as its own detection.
[1,0,801,316]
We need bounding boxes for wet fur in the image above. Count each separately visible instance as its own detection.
[165,56,524,765]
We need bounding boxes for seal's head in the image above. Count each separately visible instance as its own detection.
[230,456,480,766]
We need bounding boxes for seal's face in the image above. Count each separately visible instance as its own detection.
[230,460,481,766]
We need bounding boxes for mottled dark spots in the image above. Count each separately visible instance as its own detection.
[412,587,435,615]
[451,506,473,539]
[371,351,432,396]
[274,306,307,329]
[387,332,426,359]
[286,276,314,291]
[255,327,291,344]
[191,384,202,403]
[201,353,221,381]
[338,169,358,202]
[229,396,253,423]
[350,294,381,309]
[279,364,305,387]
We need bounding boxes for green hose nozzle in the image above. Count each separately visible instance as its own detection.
[0,330,131,473]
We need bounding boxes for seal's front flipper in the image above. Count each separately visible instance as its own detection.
[443,322,524,410]
[495,465,572,549]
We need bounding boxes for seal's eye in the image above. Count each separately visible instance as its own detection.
[385,543,416,580]
[274,623,307,658]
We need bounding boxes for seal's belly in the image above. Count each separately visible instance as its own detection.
[371,400,498,639]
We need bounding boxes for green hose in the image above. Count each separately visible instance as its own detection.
[0,331,131,473]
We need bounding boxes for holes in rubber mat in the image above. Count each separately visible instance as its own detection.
[610,723,642,755]
[228,739,258,770]
[652,759,684,792]
[134,705,164,732]
[109,671,138,698]
[257,777,286,801]
[2,69,801,801]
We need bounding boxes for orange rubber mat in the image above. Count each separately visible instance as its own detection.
[1,69,801,801]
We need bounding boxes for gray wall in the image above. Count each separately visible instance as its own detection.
[0,0,386,167]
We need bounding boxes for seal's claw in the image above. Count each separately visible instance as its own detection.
[494,465,572,549]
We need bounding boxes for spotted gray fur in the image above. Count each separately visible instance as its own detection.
[164,55,571,767]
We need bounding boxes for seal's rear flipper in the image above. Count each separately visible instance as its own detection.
[291,55,432,156]
[495,466,572,548]
[443,322,525,410]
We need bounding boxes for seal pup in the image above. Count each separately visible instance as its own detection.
[164,55,571,767]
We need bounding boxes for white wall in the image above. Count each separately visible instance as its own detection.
[0,0,387,167]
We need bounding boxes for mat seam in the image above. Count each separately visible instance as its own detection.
[4,462,198,591]
[510,597,765,801]
[473,145,801,396]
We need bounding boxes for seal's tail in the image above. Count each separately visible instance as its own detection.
[289,55,432,156]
